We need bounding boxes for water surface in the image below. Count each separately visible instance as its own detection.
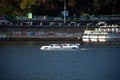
[0,41,120,80]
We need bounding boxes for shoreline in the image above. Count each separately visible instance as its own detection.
[1,37,82,41]
[0,38,120,46]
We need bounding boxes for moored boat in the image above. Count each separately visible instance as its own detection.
[82,24,120,42]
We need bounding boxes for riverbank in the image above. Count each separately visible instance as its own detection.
[0,26,84,41]
[2,37,82,41]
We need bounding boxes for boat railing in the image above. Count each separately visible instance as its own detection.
[100,24,120,28]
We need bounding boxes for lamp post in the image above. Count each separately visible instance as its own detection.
[64,0,66,24]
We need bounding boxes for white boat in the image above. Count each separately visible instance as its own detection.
[82,30,91,42]
[40,43,80,50]
[82,24,120,42]
[82,30,99,42]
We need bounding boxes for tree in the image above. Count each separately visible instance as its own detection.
[0,0,120,16]
[19,0,36,10]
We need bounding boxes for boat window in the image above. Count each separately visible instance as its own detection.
[50,44,53,46]
[62,44,67,46]
[70,44,73,46]
[55,44,60,46]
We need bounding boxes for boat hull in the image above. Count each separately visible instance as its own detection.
[40,44,80,50]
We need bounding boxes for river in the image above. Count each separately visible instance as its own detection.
[0,41,120,80]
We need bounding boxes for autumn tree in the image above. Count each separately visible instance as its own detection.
[0,0,120,16]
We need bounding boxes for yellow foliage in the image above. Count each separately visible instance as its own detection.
[19,0,36,10]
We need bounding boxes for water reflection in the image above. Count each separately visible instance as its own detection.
[0,41,120,46]
[0,41,82,46]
